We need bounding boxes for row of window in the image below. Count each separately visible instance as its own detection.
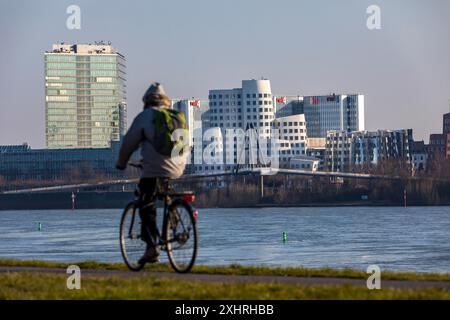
[46,95,118,102]
[45,62,117,70]
[46,69,118,77]
[46,102,120,108]
[46,89,117,96]
[46,76,118,83]
[46,82,118,89]
[47,121,118,127]
[45,55,117,63]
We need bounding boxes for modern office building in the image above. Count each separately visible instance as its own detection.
[273,93,365,138]
[0,141,125,183]
[274,96,304,118]
[271,114,307,167]
[206,79,275,172]
[325,129,413,172]
[45,42,127,149]
[303,94,365,138]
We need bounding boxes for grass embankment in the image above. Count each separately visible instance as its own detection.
[1,258,449,281]
[1,272,449,300]
[0,259,449,299]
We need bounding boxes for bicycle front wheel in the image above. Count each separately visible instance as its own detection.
[165,199,198,273]
[119,202,146,271]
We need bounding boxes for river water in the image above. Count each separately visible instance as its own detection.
[0,207,449,273]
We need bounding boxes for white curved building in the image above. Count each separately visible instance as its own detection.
[207,79,276,172]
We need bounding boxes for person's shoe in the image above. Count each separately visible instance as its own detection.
[138,246,160,264]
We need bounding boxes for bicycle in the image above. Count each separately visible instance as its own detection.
[119,163,198,273]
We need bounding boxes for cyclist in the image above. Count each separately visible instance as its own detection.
[116,82,186,264]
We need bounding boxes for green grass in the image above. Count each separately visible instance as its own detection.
[1,258,450,281]
[0,272,448,300]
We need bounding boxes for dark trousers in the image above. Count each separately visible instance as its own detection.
[138,178,159,248]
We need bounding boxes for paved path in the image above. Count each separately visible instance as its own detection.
[0,266,449,289]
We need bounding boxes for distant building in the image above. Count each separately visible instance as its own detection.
[45,43,127,149]
[205,79,275,172]
[325,129,413,172]
[0,141,125,183]
[274,96,304,118]
[443,112,450,135]
[290,156,319,172]
[426,133,446,159]
[444,113,450,159]
[271,114,307,167]
[172,99,209,173]
[303,94,365,138]
[274,94,365,138]
[306,138,326,170]
[411,141,428,173]
[446,134,450,159]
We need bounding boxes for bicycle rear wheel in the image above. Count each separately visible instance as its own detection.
[165,199,198,273]
[119,202,146,271]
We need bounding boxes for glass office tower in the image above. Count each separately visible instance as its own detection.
[44,43,127,149]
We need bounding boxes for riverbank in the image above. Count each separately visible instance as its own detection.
[0,259,449,299]
[1,191,449,210]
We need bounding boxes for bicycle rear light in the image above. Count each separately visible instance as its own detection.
[183,194,196,202]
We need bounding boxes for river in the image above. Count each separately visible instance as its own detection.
[0,206,449,273]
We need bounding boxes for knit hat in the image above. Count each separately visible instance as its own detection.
[142,82,171,106]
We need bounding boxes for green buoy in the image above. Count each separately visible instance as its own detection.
[38,222,42,231]
[282,231,288,242]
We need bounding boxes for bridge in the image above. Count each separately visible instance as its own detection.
[0,168,441,195]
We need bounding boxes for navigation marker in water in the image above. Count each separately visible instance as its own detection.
[38,222,42,231]
[282,231,288,242]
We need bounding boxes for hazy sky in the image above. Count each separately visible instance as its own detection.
[1,0,449,148]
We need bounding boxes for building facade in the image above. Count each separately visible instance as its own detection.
[411,141,428,173]
[444,113,450,159]
[45,43,127,149]
[271,114,307,167]
[325,129,413,172]
[0,141,125,183]
[427,133,446,159]
[303,94,365,138]
[205,79,275,172]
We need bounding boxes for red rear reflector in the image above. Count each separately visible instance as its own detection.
[193,211,198,220]
[183,194,195,202]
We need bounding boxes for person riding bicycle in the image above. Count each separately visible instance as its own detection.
[116,82,186,264]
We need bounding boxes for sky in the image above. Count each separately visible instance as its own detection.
[1,0,449,148]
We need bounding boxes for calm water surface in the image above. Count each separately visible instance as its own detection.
[0,207,449,273]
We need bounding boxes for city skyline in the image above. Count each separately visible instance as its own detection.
[1,0,450,147]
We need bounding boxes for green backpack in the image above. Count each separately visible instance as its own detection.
[152,108,188,156]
